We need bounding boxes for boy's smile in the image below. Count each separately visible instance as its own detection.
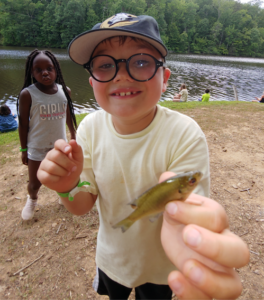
[89,37,171,134]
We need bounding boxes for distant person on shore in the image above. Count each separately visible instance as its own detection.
[0,104,18,133]
[17,49,77,221]
[198,89,211,102]
[252,91,264,103]
[173,84,188,102]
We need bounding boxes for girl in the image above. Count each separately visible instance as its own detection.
[17,49,77,221]
[173,83,188,102]
[0,104,18,133]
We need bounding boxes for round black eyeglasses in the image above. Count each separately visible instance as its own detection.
[83,53,165,83]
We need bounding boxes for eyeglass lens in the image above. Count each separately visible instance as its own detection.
[89,54,157,82]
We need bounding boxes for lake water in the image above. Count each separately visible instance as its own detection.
[1,46,264,114]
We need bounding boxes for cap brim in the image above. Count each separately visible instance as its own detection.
[68,29,167,65]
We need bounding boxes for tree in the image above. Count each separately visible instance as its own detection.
[60,0,86,48]
[167,22,180,51]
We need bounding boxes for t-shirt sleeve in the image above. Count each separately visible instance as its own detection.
[76,117,98,195]
[167,131,210,198]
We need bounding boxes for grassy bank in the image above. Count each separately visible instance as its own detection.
[0,114,87,155]
[1,101,263,153]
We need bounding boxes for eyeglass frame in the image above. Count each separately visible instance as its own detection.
[83,53,166,83]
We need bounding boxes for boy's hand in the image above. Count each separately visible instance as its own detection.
[160,172,249,300]
[37,139,83,193]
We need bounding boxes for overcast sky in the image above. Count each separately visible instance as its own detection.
[236,0,264,7]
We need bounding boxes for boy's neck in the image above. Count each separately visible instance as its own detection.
[112,106,157,135]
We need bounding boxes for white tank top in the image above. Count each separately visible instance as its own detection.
[26,84,67,148]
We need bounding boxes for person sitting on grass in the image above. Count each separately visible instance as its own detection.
[199,89,210,102]
[173,84,188,102]
[202,89,210,102]
[37,13,249,300]
[252,91,264,103]
[0,104,18,133]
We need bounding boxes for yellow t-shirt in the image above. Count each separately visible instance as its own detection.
[202,93,210,102]
[76,105,210,288]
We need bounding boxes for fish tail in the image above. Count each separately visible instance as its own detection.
[112,218,135,233]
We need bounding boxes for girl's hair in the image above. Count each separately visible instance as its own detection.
[180,84,186,90]
[205,89,210,93]
[17,49,77,130]
[0,104,11,116]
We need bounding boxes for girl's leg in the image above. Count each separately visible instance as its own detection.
[27,159,42,199]
[22,159,41,220]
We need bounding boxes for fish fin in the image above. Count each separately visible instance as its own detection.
[149,212,163,223]
[112,218,135,233]
[128,203,137,209]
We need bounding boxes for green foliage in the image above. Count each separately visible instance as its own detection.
[0,0,264,57]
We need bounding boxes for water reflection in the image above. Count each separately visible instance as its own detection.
[1,46,264,114]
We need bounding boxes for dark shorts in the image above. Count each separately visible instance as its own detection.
[93,267,172,300]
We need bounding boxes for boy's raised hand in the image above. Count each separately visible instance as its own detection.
[160,172,250,300]
[37,139,83,193]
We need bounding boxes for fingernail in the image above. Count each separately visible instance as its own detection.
[184,228,201,247]
[171,280,183,294]
[71,166,77,172]
[187,264,204,283]
[166,202,178,215]
[64,146,71,153]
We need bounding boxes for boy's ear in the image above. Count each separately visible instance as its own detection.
[89,77,93,87]
[162,68,171,93]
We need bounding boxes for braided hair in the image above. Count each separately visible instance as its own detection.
[17,49,77,130]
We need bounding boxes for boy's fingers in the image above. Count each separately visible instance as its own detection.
[165,194,228,232]
[168,271,210,300]
[182,225,250,268]
[54,139,73,155]
[182,260,243,299]
[39,158,72,178]
[159,171,176,183]
[45,149,77,173]
[37,169,62,184]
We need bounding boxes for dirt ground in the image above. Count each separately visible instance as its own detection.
[0,102,264,300]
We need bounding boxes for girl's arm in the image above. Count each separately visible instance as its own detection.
[66,87,76,140]
[18,89,31,165]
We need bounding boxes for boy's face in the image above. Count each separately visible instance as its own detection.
[89,37,170,129]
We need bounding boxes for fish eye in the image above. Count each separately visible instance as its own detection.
[189,178,196,185]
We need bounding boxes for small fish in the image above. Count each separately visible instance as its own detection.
[113,171,202,232]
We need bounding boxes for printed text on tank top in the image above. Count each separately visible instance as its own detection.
[40,102,67,120]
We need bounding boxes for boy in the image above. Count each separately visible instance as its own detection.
[201,89,210,102]
[38,13,249,299]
